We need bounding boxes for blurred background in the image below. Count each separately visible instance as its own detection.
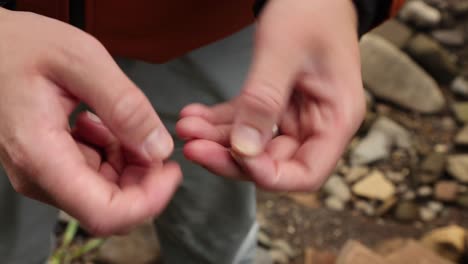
[52,0,468,263]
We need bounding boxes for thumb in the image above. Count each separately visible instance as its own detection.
[231,24,303,157]
[48,35,173,162]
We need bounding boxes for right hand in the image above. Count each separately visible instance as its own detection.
[0,9,181,235]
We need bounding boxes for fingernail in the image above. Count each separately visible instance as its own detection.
[87,111,102,123]
[232,125,262,156]
[143,128,173,160]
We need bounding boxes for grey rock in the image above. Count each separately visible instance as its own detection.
[447,155,468,183]
[372,19,413,49]
[270,249,289,264]
[325,196,345,211]
[431,29,465,47]
[361,34,445,113]
[255,248,273,264]
[417,186,433,198]
[395,202,420,222]
[351,117,412,165]
[271,239,295,258]
[355,200,375,216]
[324,175,351,202]
[452,76,468,98]
[345,166,369,183]
[420,207,437,222]
[351,132,391,165]
[399,0,441,27]
[405,34,458,84]
[428,201,444,213]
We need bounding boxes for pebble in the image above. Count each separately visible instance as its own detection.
[354,200,375,216]
[427,201,444,213]
[434,181,459,202]
[352,170,396,201]
[399,0,441,27]
[457,194,468,208]
[405,34,458,84]
[421,225,466,262]
[361,34,445,112]
[372,19,413,48]
[395,202,420,221]
[351,117,412,165]
[451,1,468,16]
[420,152,446,176]
[271,239,295,258]
[417,186,434,198]
[420,207,437,222]
[344,166,369,183]
[325,196,345,211]
[255,248,273,264]
[452,77,468,98]
[447,155,468,183]
[385,171,407,183]
[456,125,468,146]
[452,102,468,123]
[270,249,289,264]
[323,176,351,202]
[431,29,465,47]
[403,191,417,201]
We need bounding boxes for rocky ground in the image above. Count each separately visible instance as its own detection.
[52,0,468,263]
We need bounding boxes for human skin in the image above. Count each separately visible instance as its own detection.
[0,8,181,236]
[177,0,366,191]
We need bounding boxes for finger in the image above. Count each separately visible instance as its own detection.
[183,140,247,181]
[73,111,125,173]
[31,130,182,236]
[76,142,101,171]
[73,111,116,147]
[180,102,236,124]
[48,36,173,163]
[264,135,300,160]
[231,22,305,157]
[176,116,231,145]
[242,133,348,191]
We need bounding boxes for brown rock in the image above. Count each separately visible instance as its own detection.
[385,240,451,264]
[96,223,160,264]
[421,225,466,262]
[352,171,396,201]
[455,125,468,145]
[434,181,459,202]
[304,247,336,264]
[336,241,388,264]
[285,192,320,209]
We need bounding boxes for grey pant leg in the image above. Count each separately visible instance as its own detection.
[118,26,257,264]
[0,173,57,264]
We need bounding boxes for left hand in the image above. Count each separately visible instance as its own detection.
[177,0,366,191]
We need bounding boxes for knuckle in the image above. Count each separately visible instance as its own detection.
[241,82,284,114]
[109,89,151,134]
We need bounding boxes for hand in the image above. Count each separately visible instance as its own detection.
[177,0,365,191]
[0,9,181,235]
